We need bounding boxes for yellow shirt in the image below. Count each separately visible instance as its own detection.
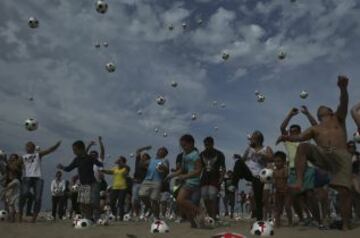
[284,141,313,168]
[111,167,127,190]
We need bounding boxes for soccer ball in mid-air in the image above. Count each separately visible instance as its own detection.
[278,51,287,60]
[257,94,266,103]
[150,220,170,233]
[254,90,260,96]
[214,126,219,131]
[25,118,38,131]
[222,52,230,61]
[220,103,226,108]
[300,90,309,99]
[156,96,166,105]
[95,42,101,48]
[0,210,8,221]
[103,42,109,48]
[182,23,187,30]
[259,168,273,183]
[353,131,360,143]
[250,221,274,236]
[74,219,92,229]
[197,19,203,25]
[137,110,143,116]
[28,17,39,29]
[171,81,178,88]
[105,62,116,73]
[163,132,168,138]
[96,0,108,14]
[168,24,174,31]
[191,113,197,121]
[154,128,159,133]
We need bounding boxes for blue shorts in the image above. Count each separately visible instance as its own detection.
[288,167,315,191]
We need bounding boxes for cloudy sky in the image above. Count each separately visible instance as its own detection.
[1,0,360,208]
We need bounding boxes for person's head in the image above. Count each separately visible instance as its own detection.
[203,136,215,150]
[8,153,21,170]
[180,134,195,153]
[249,130,264,147]
[317,106,334,122]
[72,140,86,157]
[142,153,151,161]
[274,151,287,169]
[347,140,357,154]
[89,150,99,159]
[289,124,301,136]
[115,156,127,167]
[156,147,168,159]
[25,141,36,154]
[55,170,62,179]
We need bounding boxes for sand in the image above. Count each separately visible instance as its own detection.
[1,219,360,238]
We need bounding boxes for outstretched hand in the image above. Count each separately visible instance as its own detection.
[289,107,299,116]
[337,75,349,89]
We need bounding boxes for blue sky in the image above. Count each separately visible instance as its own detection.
[1,0,360,208]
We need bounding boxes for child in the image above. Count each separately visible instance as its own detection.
[273,151,289,227]
[50,171,66,220]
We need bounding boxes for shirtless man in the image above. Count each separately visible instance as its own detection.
[277,76,352,230]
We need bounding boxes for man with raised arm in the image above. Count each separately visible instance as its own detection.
[277,76,352,230]
[20,140,62,222]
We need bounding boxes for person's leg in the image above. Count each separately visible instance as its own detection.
[19,178,31,221]
[26,193,34,216]
[275,192,285,227]
[232,159,254,185]
[252,178,264,221]
[229,193,235,218]
[149,182,161,220]
[92,182,101,221]
[58,196,65,219]
[223,193,229,216]
[52,196,58,219]
[110,189,119,216]
[294,143,316,190]
[32,178,44,223]
[207,186,219,219]
[132,183,141,217]
[333,186,352,230]
[176,187,202,228]
[117,189,127,221]
[304,189,322,225]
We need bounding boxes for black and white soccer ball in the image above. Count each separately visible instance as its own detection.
[257,94,266,103]
[168,24,174,31]
[220,103,226,108]
[250,221,274,236]
[222,52,230,60]
[191,113,197,121]
[0,210,8,221]
[182,23,187,30]
[300,90,309,99]
[156,96,166,105]
[95,42,101,48]
[154,128,159,133]
[204,216,216,228]
[197,19,203,25]
[97,217,110,226]
[72,214,83,226]
[105,62,116,73]
[171,81,178,88]
[28,17,39,29]
[96,0,108,14]
[150,220,170,233]
[278,51,287,60]
[74,219,92,229]
[259,168,273,183]
[106,213,116,223]
[103,42,109,48]
[123,213,131,222]
[25,118,38,131]
[163,132,168,138]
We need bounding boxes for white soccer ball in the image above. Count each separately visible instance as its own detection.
[257,94,266,103]
[163,132,168,138]
[103,42,109,48]
[250,221,274,236]
[191,113,197,121]
[96,0,108,14]
[197,19,203,25]
[156,96,166,105]
[71,184,79,192]
[107,213,116,223]
[171,81,178,88]
[123,213,131,222]
[137,110,143,116]
[278,51,286,60]
[154,128,159,133]
[150,220,170,233]
[72,214,83,226]
[95,42,101,48]
[97,218,109,226]
[182,23,187,30]
[28,17,39,29]
[220,103,226,108]
[212,100,218,106]
[130,153,134,158]
[25,118,39,131]
[0,210,8,221]
[300,90,309,99]
[74,219,92,229]
[259,168,273,183]
[105,62,116,73]
[222,52,230,60]
[353,131,360,143]
[204,216,216,228]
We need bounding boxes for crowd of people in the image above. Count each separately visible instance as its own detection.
[0,76,360,231]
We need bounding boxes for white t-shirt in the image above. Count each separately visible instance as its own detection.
[51,179,66,196]
[22,153,42,178]
[244,146,269,176]
[93,157,104,182]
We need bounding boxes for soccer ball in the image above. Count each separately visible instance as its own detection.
[212,100,218,106]
[257,94,266,103]
[105,62,116,73]
[222,52,230,60]
[72,214,83,226]
[150,220,170,233]
[250,221,274,236]
[103,42,109,48]
[353,131,360,143]
[204,216,216,228]
[28,17,39,29]
[74,219,92,229]
[95,42,101,48]
[168,24,174,31]
[25,118,38,131]
[163,132,168,138]
[137,110,143,116]
[154,128,159,133]
[191,113,197,121]
[171,81,178,87]
[71,184,79,192]
[0,210,8,221]
[156,96,166,105]
[259,168,273,183]
[214,126,219,131]
[182,23,187,30]
[278,51,287,60]
[220,103,226,108]
[97,218,109,226]
[123,213,131,222]
[130,153,134,158]
[96,0,108,14]
[300,90,309,99]
[107,213,116,223]
[197,19,203,25]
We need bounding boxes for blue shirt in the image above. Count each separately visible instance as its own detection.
[144,158,169,182]
[182,150,201,187]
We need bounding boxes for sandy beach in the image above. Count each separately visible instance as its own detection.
[1,219,360,238]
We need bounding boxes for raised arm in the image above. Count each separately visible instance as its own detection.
[301,106,318,126]
[98,136,105,161]
[336,75,349,123]
[136,145,152,156]
[86,141,96,153]
[39,141,61,158]
[58,158,78,172]
[280,108,299,135]
[351,102,360,128]
[276,127,315,145]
